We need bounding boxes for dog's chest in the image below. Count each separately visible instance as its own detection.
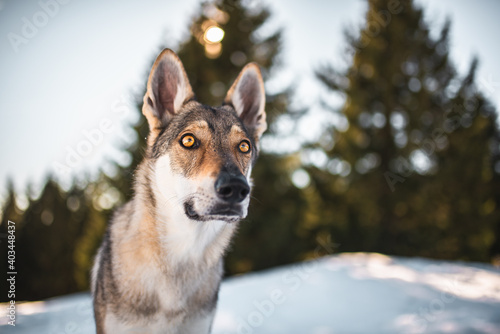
[104,237,223,333]
[153,260,222,313]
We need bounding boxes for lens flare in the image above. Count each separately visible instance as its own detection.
[204,26,225,44]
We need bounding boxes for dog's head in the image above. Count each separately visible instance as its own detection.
[142,49,266,223]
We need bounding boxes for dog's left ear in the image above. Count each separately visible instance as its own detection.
[224,63,267,138]
[143,49,194,139]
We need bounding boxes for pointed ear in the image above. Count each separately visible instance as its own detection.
[224,63,267,138]
[142,49,194,134]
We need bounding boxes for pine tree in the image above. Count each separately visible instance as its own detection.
[12,178,85,300]
[312,0,499,261]
[0,175,108,301]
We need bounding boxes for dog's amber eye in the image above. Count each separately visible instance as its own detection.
[238,140,251,153]
[181,134,197,149]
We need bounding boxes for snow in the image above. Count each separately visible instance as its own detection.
[2,253,500,333]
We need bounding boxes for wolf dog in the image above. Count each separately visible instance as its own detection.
[91,49,267,333]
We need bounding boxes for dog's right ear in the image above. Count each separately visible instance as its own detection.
[142,49,194,139]
[224,63,267,139]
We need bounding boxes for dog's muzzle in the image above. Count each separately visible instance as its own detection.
[184,171,250,222]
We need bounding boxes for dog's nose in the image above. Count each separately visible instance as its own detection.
[215,172,250,203]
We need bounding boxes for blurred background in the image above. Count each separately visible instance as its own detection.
[1,0,500,302]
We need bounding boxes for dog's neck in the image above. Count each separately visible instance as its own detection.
[153,195,236,268]
[129,159,238,270]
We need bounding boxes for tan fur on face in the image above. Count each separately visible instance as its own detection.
[168,121,253,181]
[228,124,253,176]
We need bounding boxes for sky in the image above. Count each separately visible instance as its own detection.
[1,0,500,203]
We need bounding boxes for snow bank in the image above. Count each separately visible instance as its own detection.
[2,253,500,333]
